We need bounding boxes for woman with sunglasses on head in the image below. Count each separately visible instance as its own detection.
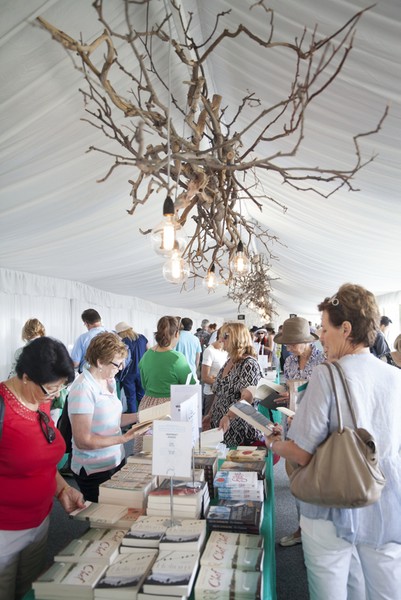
[0,337,85,600]
[68,332,142,503]
[203,322,263,447]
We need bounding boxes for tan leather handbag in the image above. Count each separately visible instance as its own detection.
[289,361,386,508]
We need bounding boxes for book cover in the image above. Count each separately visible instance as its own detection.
[213,470,258,489]
[33,561,108,597]
[121,516,168,548]
[226,447,267,462]
[201,541,264,571]
[55,538,120,565]
[148,480,206,505]
[142,549,199,597]
[216,480,265,502]
[206,500,264,534]
[220,460,266,480]
[194,566,262,599]
[159,519,207,551]
[208,530,264,548]
[277,406,295,417]
[138,401,171,423]
[81,528,128,543]
[113,507,146,528]
[94,548,158,599]
[230,400,274,437]
[255,379,286,407]
[69,502,130,525]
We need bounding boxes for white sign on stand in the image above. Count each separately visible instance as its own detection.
[151,420,192,479]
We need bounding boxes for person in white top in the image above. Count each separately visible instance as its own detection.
[201,328,227,416]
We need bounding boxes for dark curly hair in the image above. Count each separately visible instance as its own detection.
[15,337,75,384]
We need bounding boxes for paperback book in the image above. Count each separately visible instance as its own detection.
[208,530,264,548]
[121,516,169,549]
[194,565,263,600]
[98,474,157,508]
[147,480,209,519]
[254,378,286,410]
[226,447,266,463]
[229,400,274,438]
[200,540,264,571]
[213,470,259,490]
[54,538,120,566]
[219,460,266,480]
[216,479,265,502]
[80,528,128,543]
[94,548,158,599]
[69,502,131,526]
[206,500,264,535]
[159,519,207,552]
[33,561,108,599]
[142,549,200,597]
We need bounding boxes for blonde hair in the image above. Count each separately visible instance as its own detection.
[117,327,139,341]
[221,322,256,363]
[85,332,128,366]
[393,334,401,353]
[22,318,46,342]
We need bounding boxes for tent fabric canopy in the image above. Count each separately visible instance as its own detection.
[1,0,400,324]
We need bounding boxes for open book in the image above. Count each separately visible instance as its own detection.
[253,378,287,410]
[276,406,295,418]
[229,400,274,437]
[138,401,171,423]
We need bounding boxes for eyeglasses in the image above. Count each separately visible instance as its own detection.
[109,361,124,369]
[223,333,230,340]
[38,409,56,444]
[39,383,68,398]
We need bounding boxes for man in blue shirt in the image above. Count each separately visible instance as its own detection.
[175,317,202,382]
[71,308,106,372]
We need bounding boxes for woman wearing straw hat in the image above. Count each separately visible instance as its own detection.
[115,321,149,413]
[273,317,325,547]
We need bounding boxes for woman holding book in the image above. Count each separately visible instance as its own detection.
[203,322,262,447]
[0,337,85,600]
[266,284,401,600]
[68,332,144,502]
[136,316,195,452]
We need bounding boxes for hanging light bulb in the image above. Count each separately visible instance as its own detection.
[202,263,218,291]
[162,243,189,284]
[230,240,250,276]
[151,195,185,256]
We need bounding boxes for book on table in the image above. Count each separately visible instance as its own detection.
[206,500,264,535]
[226,446,267,462]
[141,549,200,597]
[126,452,153,465]
[208,530,264,548]
[120,516,169,549]
[69,502,131,526]
[94,548,158,599]
[193,454,218,499]
[147,480,209,519]
[200,539,264,571]
[213,470,259,490]
[159,519,207,552]
[112,462,153,477]
[229,400,274,438]
[54,538,120,566]
[219,459,266,480]
[194,565,263,600]
[33,561,108,599]
[80,528,128,544]
[215,479,265,502]
[138,401,171,423]
[98,474,157,507]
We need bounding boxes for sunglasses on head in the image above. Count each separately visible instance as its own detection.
[38,409,56,444]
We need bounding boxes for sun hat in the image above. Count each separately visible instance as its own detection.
[273,317,318,344]
[115,321,131,334]
[255,328,268,334]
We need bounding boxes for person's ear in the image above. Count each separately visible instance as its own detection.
[342,321,352,337]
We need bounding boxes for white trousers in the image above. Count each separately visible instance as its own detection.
[300,516,401,600]
[0,516,49,600]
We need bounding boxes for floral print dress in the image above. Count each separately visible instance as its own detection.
[210,356,262,447]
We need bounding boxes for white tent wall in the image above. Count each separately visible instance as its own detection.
[0,267,217,379]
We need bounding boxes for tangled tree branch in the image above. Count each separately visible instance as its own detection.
[37,0,385,279]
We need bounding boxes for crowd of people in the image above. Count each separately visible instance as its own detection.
[1,288,400,599]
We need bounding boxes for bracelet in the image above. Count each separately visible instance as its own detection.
[57,485,70,500]
[269,439,277,451]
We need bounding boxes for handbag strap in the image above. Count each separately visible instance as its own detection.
[322,362,344,433]
[331,361,358,429]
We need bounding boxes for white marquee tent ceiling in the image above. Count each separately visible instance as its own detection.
[1,0,400,323]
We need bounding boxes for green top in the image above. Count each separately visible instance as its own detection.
[139,349,195,397]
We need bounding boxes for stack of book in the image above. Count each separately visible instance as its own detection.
[193,450,218,499]
[206,500,264,535]
[213,470,264,502]
[54,537,121,566]
[94,548,158,600]
[120,516,169,551]
[200,530,264,571]
[138,549,200,600]
[98,470,157,508]
[146,480,210,520]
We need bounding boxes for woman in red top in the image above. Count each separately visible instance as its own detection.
[0,337,85,600]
